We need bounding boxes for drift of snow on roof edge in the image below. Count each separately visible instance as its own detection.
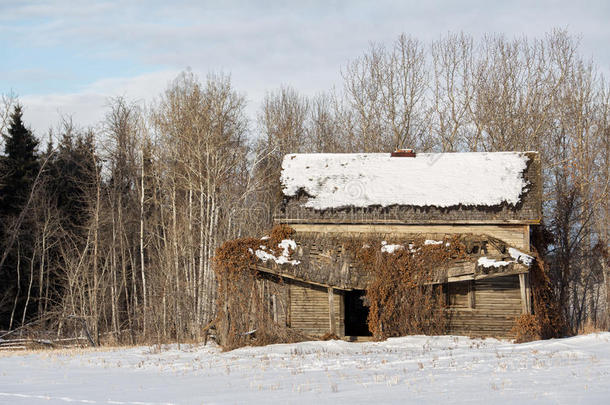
[280,152,534,210]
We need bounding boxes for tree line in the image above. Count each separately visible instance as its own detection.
[0,29,608,343]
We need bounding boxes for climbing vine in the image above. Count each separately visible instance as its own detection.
[346,236,466,339]
[213,225,305,350]
[511,251,567,342]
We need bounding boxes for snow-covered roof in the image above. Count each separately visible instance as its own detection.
[281,152,533,210]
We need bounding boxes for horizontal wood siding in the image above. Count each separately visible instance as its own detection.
[447,275,522,338]
[447,281,470,309]
[288,224,529,249]
[289,283,344,337]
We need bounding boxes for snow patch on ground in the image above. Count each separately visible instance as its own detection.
[0,333,608,404]
[281,152,530,210]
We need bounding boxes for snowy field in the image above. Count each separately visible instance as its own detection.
[0,333,609,404]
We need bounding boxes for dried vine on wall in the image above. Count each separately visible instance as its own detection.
[346,236,466,340]
[512,251,567,342]
[212,225,305,350]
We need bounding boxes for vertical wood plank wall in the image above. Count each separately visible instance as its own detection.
[288,283,344,337]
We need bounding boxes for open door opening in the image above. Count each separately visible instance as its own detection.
[344,290,371,336]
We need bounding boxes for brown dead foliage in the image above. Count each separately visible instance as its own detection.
[511,251,567,342]
[213,225,306,350]
[319,332,340,341]
[346,236,466,340]
[269,224,296,245]
[512,314,542,343]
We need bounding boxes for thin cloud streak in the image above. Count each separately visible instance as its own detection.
[20,70,182,135]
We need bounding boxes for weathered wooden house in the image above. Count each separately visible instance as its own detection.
[248,151,541,339]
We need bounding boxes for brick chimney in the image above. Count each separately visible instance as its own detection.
[390,148,416,157]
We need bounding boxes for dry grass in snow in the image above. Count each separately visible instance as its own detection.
[0,333,608,404]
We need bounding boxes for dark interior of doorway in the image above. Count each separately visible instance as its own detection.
[344,290,371,336]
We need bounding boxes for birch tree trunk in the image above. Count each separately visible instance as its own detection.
[139,148,147,336]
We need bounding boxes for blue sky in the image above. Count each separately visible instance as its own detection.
[1,0,609,135]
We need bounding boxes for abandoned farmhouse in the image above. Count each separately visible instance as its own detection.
[220,151,542,340]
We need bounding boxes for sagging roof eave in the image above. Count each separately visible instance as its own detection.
[253,263,355,291]
[426,262,531,285]
[253,260,531,290]
[275,218,543,225]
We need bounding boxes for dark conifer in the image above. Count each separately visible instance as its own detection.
[0,105,41,328]
[0,105,40,217]
[47,128,97,236]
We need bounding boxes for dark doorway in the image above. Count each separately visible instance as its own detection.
[344,290,371,336]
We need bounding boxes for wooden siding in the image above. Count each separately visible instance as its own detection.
[263,279,288,327]
[447,275,522,338]
[288,283,344,337]
[287,223,530,250]
[447,281,472,309]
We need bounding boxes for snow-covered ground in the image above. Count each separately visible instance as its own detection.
[0,333,608,404]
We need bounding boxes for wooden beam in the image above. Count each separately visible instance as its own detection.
[328,287,336,334]
[525,273,532,314]
[271,294,278,323]
[283,223,531,249]
[427,265,530,285]
[474,268,529,281]
[286,287,291,327]
[519,273,532,314]
[275,218,541,225]
[468,281,475,309]
[254,264,353,291]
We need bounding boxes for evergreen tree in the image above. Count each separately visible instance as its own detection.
[47,128,97,237]
[0,105,40,328]
[0,105,40,217]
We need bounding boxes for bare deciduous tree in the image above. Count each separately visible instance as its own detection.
[2,30,608,341]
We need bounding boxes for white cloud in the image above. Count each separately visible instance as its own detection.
[20,69,182,135]
[5,0,610,136]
